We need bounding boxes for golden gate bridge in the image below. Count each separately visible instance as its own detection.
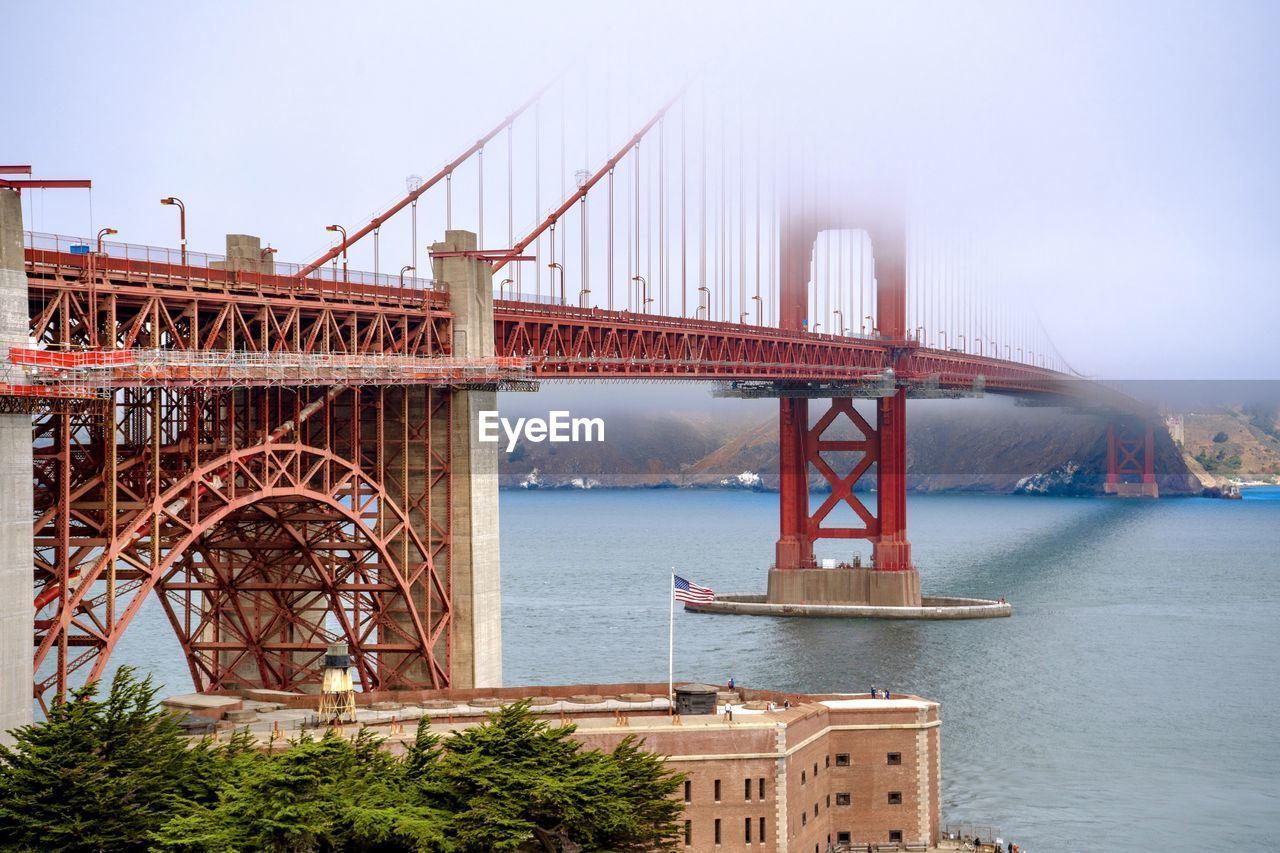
[0,78,1160,712]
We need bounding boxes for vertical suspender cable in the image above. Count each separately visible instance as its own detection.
[681,98,687,318]
[535,101,541,300]
[659,118,666,315]
[608,167,615,311]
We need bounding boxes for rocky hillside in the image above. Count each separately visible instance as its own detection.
[1178,404,1280,487]
[498,400,1203,495]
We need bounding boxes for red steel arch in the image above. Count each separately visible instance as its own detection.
[33,440,451,708]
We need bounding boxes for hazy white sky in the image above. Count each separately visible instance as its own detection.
[7,0,1278,379]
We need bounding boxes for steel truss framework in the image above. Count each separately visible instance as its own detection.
[27,252,456,710]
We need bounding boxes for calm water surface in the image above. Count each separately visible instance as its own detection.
[114,486,1280,851]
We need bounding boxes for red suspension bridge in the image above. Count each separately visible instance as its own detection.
[0,81,1159,711]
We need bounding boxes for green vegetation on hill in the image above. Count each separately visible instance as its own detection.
[0,669,685,853]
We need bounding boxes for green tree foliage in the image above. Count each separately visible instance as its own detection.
[420,702,684,852]
[1212,430,1230,443]
[1,671,684,853]
[0,667,229,852]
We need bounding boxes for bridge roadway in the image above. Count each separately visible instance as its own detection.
[22,240,1073,396]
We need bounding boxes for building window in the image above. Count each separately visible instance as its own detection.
[835,793,851,806]
[813,803,819,817]
[684,820,691,846]
[714,819,721,845]
[714,779,721,802]
[888,791,903,805]
[889,830,904,843]
[826,794,831,808]
[801,770,806,784]
[837,831,852,845]
[887,752,902,765]
[759,817,766,843]
[825,754,830,768]
[745,778,752,801]
[745,817,752,843]
[801,811,807,827]
[813,761,819,777]
[835,753,850,766]
[684,780,691,803]
[758,777,765,800]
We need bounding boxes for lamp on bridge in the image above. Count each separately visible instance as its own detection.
[833,308,844,336]
[317,641,356,725]
[500,278,513,300]
[631,275,651,313]
[752,293,762,325]
[95,227,117,255]
[399,265,415,288]
[326,224,348,283]
[549,262,565,306]
[864,315,877,336]
[698,283,712,319]
[159,197,186,265]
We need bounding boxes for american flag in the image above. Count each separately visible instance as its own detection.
[673,575,715,603]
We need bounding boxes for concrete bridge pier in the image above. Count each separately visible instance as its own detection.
[431,231,502,688]
[0,189,33,740]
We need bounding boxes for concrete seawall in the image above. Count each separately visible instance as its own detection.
[685,594,1011,620]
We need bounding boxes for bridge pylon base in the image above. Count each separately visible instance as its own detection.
[767,567,921,608]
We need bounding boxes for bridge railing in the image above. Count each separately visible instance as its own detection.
[23,231,439,297]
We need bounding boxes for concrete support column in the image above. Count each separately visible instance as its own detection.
[0,189,34,740]
[431,231,501,689]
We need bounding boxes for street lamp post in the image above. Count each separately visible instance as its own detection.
[752,293,762,325]
[631,275,651,313]
[697,284,712,319]
[548,263,565,305]
[326,224,348,282]
[864,314,876,336]
[399,265,415,288]
[500,278,513,300]
[96,227,117,254]
[160,197,186,264]
[833,308,844,335]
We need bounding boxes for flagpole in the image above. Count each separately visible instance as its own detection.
[668,568,675,715]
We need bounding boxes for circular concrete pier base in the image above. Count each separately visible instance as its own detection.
[683,594,1011,620]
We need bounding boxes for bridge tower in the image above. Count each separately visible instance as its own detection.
[769,205,920,607]
[1105,419,1159,498]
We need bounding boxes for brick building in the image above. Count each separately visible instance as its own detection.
[167,682,942,852]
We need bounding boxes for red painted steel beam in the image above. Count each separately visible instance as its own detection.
[0,166,33,175]
[0,178,91,190]
[297,80,558,279]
